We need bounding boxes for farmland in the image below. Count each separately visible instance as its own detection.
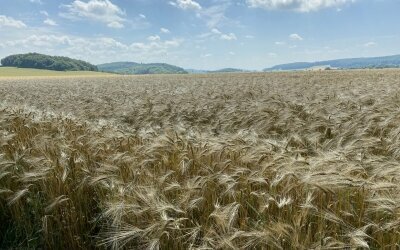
[0,67,113,78]
[0,69,400,249]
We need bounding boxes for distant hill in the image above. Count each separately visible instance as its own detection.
[185,69,208,74]
[264,54,400,71]
[98,62,187,75]
[1,53,98,71]
[209,68,247,73]
[185,68,251,74]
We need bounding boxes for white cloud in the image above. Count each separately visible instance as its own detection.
[147,35,161,41]
[30,0,43,4]
[211,28,222,34]
[197,32,212,39]
[0,33,184,64]
[247,0,354,12]
[268,52,277,57]
[170,1,231,29]
[139,14,146,19]
[289,33,303,41]
[199,4,229,28]
[44,18,58,26]
[169,0,202,10]
[3,35,72,47]
[0,15,27,28]
[220,33,237,41]
[40,11,49,16]
[198,29,238,42]
[229,51,235,55]
[201,53,212,58]
[129,38,184,59]
[60,0,126,28]
[161,28,170,34]
[107,21,123,28]
[164,39,182,47]
[245,35,255,39]
[364,42,376,47]
[275,41,286,45]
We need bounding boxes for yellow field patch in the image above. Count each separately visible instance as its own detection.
[0,67,114,78]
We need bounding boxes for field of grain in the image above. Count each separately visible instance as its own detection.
[0,69,399,249]
[0,67,113,78]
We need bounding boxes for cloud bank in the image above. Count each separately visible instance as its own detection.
[247,0,354,12]
[60,0,126,28]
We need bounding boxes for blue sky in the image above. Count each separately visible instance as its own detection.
[0,0,399,70]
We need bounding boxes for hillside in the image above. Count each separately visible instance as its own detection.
[209,68,246,73]
[185,68,250,74]
[1,53,98,71]
[264,54,400,71]
[98,62,187,74]
[185,69,208,74]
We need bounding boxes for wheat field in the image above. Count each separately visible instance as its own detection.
[0,70,399,249]
[0,67,113,78]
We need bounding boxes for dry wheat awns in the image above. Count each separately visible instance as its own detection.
[0,70,400,248]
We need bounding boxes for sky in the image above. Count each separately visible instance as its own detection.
[0,0,399,70]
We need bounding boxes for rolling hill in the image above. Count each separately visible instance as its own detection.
[209,68,247,73]
[185,68,251,74]
[1,53,98,71]
[185,69,208,74]
[264,54,400,71]
[98,62,187,75]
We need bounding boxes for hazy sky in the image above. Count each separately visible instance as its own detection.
[0,0,399,70]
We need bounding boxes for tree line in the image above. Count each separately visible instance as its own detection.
[1,53,98,71]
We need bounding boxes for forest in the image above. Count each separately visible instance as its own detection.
[1,53,98,71]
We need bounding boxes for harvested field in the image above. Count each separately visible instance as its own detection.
[0,69,400,249]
